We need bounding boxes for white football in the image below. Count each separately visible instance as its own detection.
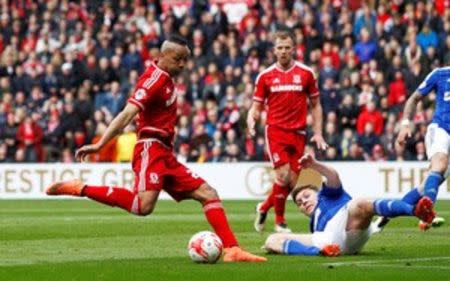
[188,231,223,263]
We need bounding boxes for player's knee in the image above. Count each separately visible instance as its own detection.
[192,183,219,204]
[264,234,284,253]
[139,202,155,216]
[430,153,448,173]
[353,199,373,217]
[275,170,290,187]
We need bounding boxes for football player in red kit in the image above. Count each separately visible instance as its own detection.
[247,30,328,233]
[46,35,266,263]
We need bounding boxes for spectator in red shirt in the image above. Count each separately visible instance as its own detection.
[356,100,384,135]
[16,116,44,162]
[388,71,407,108]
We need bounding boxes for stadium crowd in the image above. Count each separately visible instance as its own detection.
[0,0,449,163]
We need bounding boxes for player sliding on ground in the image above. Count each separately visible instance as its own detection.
[264,153,436,256]
[46,35,266,263]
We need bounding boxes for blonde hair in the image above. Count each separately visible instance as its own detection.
[291,184,319,203]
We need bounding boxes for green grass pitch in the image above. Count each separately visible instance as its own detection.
[0,199,449,281]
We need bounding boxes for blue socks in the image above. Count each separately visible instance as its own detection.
[283,240,320,256]
[423,172,444,203]
[401,188,422,205]
[373,199,414,217]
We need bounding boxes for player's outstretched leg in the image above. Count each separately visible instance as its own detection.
[46,180,145,215]
[192,184,267,262]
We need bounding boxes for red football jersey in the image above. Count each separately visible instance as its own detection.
[128,62,177,145]
[253,61,319,130]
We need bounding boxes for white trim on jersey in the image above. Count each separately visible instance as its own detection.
[295,61,315,76]
[264,125,275,167]
[138,141,151,192]
[274,62,297,73]
[143,69,162,89]
[136,137,171,149]
[128,98,145,111]
[151,62,171,78]
[255,64,277,85]
[253,97,264,102]
[139,126,170,137]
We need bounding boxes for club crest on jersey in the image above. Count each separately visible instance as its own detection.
[293,75,301,84]
[150,173,159,184]
[135,89,146,100]
[273,78,280,84]
[273,153,280,163]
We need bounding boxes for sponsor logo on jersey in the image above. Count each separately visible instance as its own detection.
[270,84,303,92]
[444,91,450,101]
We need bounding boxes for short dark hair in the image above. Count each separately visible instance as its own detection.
[274,28,296,43]
[167,34,188,46]
[291,184,319,203]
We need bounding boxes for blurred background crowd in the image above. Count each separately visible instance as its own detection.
[0,0,449,163]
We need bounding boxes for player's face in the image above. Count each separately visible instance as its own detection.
[295,188,318,217]
[165,45,190,76]
[273,37,294,66]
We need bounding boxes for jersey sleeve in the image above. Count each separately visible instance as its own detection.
[128,71,167,111]
[253,73,267,103]
[307,71,320,98]
[417,69,439,96]
[320,183,344,198]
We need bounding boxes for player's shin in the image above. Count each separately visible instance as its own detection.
[202,198,238,248]
[423,171,444,203]
[401,187,422,205]
[373,199,414,217]
[273,183,290,224]
[83,185,142,215]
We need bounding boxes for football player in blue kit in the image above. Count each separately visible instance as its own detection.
[263,153,435,256]
[395,66,450,229]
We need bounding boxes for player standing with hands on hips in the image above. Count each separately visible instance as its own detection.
[247,29,328,233]
[46,35,266,263]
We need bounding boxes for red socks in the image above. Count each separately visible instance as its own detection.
[259,190,275,213]
[203,199,238,248]
[83,185,141,215]
[273,183,290,224]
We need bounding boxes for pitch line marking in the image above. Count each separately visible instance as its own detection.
[325,256,450,267]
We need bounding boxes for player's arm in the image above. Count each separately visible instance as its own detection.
[76,103,140,161]
[299,153,341,187]
[310,96,328,150]
[397,69,438,146]
[247,101,264,136]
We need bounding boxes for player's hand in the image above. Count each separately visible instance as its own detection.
[310,134,328,150]
[396,125,412,147]
[247,114,256,137]
[75,144,101,162]
[299,153,315,169]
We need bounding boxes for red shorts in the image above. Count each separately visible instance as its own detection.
[131,139,205,201]
[265,125,306,174]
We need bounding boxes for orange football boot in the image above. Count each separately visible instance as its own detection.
[223,246,267,262]
[46,180,85,197]
[320,244,341,257]
[413,197,436,224]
